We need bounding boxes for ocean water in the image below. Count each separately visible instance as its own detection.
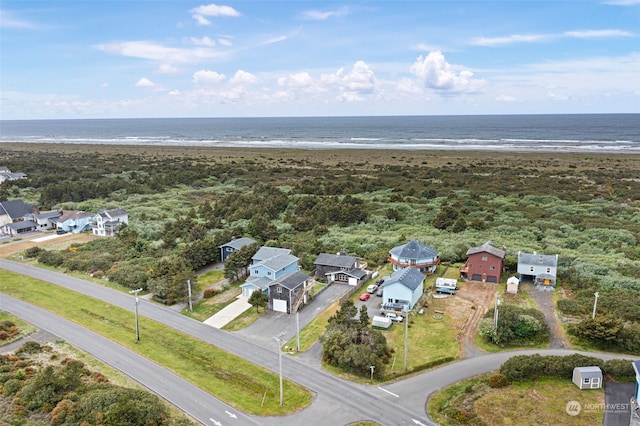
[0,114,638,153]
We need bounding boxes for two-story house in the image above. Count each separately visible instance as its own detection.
[240,247,300,297]
[91,208,129,236]
[459,241,506,283]
[380,267,425,312]
[388,239,440,274]
[0,200,39,236]
[517,251,559,287]
[268,271,311,314]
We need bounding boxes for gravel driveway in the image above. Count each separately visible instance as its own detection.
[524,283,570,349]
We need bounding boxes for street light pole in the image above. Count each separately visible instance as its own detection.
[273,332,286,406]
[493,292,501,343]
[404,307,409,372]
[187,279,193,312]
[129,288,143,342]
[370,365,375,382]
[592,291,599,319]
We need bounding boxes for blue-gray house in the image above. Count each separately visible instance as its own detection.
[240,246,299,298]
[380,267,425,311]
[388,239,440,274]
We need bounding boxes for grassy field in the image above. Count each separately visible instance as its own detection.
[428,373,605,426]
[0,269,312,416]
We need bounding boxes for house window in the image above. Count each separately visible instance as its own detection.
[583,378,590,384]
[277,287,282,293]
[482,256,488,261]
[267,272,271,276]
[489,265,495,270]
[546,267,551,273]
[410,259,416,265]
[530,266,534,272]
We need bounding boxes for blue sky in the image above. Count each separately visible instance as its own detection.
[1,1,639,119]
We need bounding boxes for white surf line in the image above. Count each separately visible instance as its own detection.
[377,386,399,398]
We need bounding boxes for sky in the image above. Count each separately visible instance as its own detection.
[1,1,639,119]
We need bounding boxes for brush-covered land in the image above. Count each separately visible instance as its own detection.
[1,143,639,353]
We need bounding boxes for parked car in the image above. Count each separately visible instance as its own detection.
[375,278,385,286]
[359,293,371,301]
[366,284,378,294]
[56,228,67,235]
[385,312,403,322]
[376,286,384,297]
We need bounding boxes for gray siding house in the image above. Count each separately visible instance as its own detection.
[314,253,365,285]
[268,271,311,314]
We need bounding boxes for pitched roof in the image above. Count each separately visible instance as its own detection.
[389,239,438,259]
[56,210,94,222]
[314,253,358,268]
[253,246,291,260]
[0,200,35,219]
[466,241,506,259]
[98,208,127,218]
[386,267,425,291]
[220,237,256,250]
[518,252,558,267]
[7,220,37,231]
[269,271,310,290]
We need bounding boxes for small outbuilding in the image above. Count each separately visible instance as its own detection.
[506,276,519,294]
[572,366,603,390]
[372,316,392,329]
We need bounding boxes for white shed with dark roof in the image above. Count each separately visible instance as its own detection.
[572,366,602,389]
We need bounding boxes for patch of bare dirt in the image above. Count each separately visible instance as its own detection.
[455,281,499,358]
[0,233,97,258]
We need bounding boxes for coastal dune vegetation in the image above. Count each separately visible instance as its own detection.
[1,143,639,353]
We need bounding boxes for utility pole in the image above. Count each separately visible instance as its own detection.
[129,288,143,342]
[493,292,501,343]
[273,332,286,406]
[296,311,300,352]
[592,291,599,319]
[187,279,193,312]
[404,307,409,371]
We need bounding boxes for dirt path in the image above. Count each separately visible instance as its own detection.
[456,282,497,358]
[523,283,570,349]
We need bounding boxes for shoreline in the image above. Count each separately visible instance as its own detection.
[2,141,639,171]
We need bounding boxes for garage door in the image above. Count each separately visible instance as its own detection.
[471,274,482,281]
[487,276,498,283]
[273,299,288,313]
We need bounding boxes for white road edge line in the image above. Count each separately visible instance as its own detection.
[377,386,399,398]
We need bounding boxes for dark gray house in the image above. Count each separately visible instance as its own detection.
[268,271,311,314]
[314,252,365,286]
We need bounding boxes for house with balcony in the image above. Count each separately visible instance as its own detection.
[268,271,311,314]
[459,241,506,283]
[388,239,439,274]
[90,208,128,236]
[54,210,94,234]
[517,251,559,287]
[379,267,425,312]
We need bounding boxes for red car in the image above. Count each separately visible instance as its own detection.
[359,293,370,301]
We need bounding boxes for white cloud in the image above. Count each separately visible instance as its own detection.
[157,64,181,74]
[218,38,233,47]
[193,70,225,86]
[496,94,518,102]
[472,34,548,46]
[261,35,288,45]
[0,10,38,29]
[279,72,315,88]
[300,6,349,21]
[547,91,570,101]
[321,61,376,101]
[190,4,241,26]
[603,0,640,5]
[410,51,483,93]
[190,36,216,46]
[95,41,227,63]
[135,78,155,87]
[230,70,258,85]
[564,29,634,38]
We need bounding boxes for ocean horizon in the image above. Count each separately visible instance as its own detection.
[1,114,639,153]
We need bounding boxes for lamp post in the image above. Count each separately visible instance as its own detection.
[404,307,410,372]
[129,288,143,342]
[592,292,599,319]
[493,292,501,343]
[273,332,286,406]
[369,365,375,382]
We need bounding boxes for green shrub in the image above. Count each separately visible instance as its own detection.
[487,372,509,388]
[602,359,635,379]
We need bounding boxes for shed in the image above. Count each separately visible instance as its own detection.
[506,276,519,294]
[572,366,602,390]
[372,316,392,329]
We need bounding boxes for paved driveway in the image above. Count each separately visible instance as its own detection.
[604,381,635,426]
[234,282,352,347]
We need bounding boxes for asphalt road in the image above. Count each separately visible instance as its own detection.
[1,258,636,426]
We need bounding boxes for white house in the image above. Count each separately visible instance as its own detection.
[517,251,558,287]
[91,208,128,236]
[380,267,425,311]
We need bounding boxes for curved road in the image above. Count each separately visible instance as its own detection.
[0,258,634,425]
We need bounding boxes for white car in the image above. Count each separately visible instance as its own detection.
[366,284,378,294]
[384,312,404,322]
